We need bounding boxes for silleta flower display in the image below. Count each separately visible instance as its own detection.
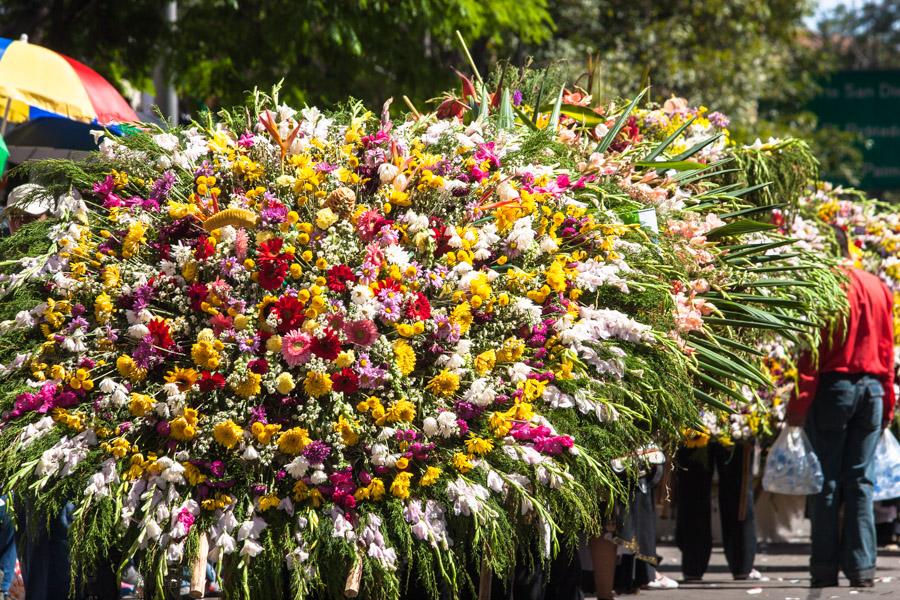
[0,88,844,598]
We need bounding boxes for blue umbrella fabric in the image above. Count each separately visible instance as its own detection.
[5,117,119,162]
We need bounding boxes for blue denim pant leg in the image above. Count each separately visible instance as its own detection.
[16,499,74,600]
[0,496,16,594]
[806,374,882,582]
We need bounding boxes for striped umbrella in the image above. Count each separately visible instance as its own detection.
[0,35,138,127]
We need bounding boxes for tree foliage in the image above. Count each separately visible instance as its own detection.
[0,0,553,110]
[818,0,900,69]
[528,0,821,126]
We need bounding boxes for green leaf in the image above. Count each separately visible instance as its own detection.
[548,84,565,131]
[705,219,776,241]
[696,372,748,404]
[558,104,605,126]
[727,182,772,198]
[703,317,803,331]
[635,159,705,171]
[693,388,737,413]
[672,133,723,161]
[743,278,817,288]
[642,116,696,162]
[532,68,548,125]
[721,203,786,219]
[514,107,539,131]
[478,83,490,122]
[498,88,514,129]
[595,88,647,153]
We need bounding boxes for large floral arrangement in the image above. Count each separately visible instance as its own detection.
[0,84,837,598]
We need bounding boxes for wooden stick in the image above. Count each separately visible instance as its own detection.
[477,559,492,600]
[0,98,11,136]
[344,553,363,598]
[189,532,209,598]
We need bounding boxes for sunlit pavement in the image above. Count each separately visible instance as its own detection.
[603,544,900,599]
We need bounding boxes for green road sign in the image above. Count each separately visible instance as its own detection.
[810,70,900,190]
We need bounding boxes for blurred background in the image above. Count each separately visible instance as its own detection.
[0,0,896,195]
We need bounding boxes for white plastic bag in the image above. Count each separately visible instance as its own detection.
[762,426,824,495]
[873,429,900,501]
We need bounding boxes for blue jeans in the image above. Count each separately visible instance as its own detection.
[0,496,16,594]
[14,499,75,600]
[806,373,883,582]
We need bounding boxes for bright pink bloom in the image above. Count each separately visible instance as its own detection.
[281,329,313,366]
[343,319,378,346]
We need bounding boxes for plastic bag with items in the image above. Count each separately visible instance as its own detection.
[762,426,824,495]
[873,429,900,501]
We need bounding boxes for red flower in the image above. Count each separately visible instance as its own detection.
[405,292,431,320]
[194,237,216,260]
[198,371,226,392]
[311,329,341,361]
[332,368,359,394]
[326,265,356,292]
[372,278,401,294]
[430,218,453,257]
[248,358,269,375]
[270,295,305,334]
[209,313,233,335]
[147,318,174,349]
[257,238,293,291]
[187,283,208,311]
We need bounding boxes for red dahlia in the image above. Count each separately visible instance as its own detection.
[194,237,216,260]
[405,292,432,320]
[271,295,305,333]
[326,265,356,292]
[256,238,294,291]
[311,329,341,361]
[198,371,226,392]
[147,318,174,350]
[332,368,359,394]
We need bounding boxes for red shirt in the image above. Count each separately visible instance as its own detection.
[789,268,896,426]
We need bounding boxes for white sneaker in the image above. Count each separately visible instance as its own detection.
[735,569,769,582]
[646,574,680,589]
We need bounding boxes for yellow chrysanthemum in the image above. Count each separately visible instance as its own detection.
[277,427,311,455]
[392,339,416,376]
[420,466,442,487]
[128,393,155,417]
[232,371,262,398]
[473,349,496,375]
[465,435,494,456]
[425,370,459,398]
[213,420,243,449]
[164,367,199,392]
[303,371,333,398]
[390,471,413,499]
[333,415,359,446]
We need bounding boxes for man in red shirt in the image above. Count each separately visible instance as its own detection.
[787,226,896,588]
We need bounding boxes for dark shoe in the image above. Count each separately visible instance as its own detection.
[810,578,838,588]
[682,575,703,583]
[849,578,874,588]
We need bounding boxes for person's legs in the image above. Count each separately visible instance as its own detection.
[839,376,882,582]
[589,536,617,600]
[806,375,855,585]
[545,544,584,600]
[715,442,757,578]
[0,497,16,596]
[675,446,714,579]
